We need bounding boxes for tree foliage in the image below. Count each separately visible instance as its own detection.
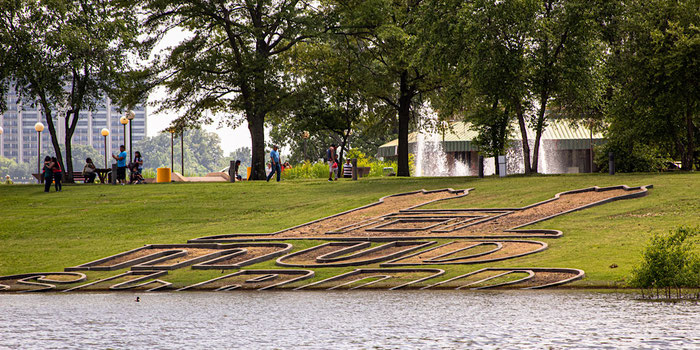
[140,0,330,180]
[630,226,700,299]
[134,128,224,175]
[607,0,700,170]
[0,0,145,182]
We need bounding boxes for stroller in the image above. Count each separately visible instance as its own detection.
[129,162,144,184]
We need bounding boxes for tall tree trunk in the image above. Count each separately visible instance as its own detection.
[682,104,695,170]
[36,88,65,180]
[531,92,549,174]
[515,99,531,175]
[64,72,86,183]
[248,112,266,180]
[64,108,80,183]
[397,71,412,177]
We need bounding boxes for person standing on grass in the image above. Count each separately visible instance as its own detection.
[42,156,53,192]
[51,156,62,192]
[266,145,281,182]
[327,144,336,182]
[343,158,353,178]
[112,145,127,185]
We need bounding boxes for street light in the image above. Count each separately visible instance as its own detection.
[126,110,135,162]
[34,122,44,183]
[168,127,175,173]
[101,128,110,169]
[180,130,184,175]
[119,116,128,152]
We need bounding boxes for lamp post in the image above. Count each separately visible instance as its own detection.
[101,128,110,169]
[302,131,309,161]
[34,122,44,183]
[126,110,135,162]
[168,127,175,173]
[120,116,128,151]
[180,130,184,175]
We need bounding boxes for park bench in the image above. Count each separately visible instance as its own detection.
[31,171,88,183]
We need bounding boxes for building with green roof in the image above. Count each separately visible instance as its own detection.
[377,121,605,174]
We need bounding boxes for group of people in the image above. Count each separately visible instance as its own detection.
[262,143,353,183]
[42,156,63,192]
[41,144,144,192]
[108,145,144,185]
[109,145,144,185]
[326,144,354,181]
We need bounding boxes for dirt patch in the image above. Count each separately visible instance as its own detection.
[200,246,281,266]
[274,190,462,238]
[453,188,642,235]
[512,271,578,288]
[387,240,544,266]
[147,248,222,267]
[279,242,432,267]
[305,187,644,239]
[91,248,176,267]
[306,271,439,290]
[431,270,504,289]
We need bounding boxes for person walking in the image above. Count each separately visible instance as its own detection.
[266,145,281,182]
[83,158,97,183]
[42,156,53,193]
[327,144,337,182]
[51,156,62,191]
[112,145,128,185]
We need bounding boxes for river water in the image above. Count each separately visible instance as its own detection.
[0,291,698,349]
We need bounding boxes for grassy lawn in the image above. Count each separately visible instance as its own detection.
[1,172,698,289]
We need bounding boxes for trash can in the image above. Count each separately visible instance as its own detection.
[156,168,172,183]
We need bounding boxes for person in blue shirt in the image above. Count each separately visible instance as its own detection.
[112,145,128,185]
[266,145,281,182]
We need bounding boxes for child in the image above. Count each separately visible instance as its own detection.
[343,159,353,178]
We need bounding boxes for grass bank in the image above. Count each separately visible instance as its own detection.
[1,172,698,289]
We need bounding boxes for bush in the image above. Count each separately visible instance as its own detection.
[280,151,398,180]
[281,161,330,179]
[595,140,670,173]
[629,226,700,299]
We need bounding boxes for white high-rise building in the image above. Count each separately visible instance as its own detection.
[0,90,147,164]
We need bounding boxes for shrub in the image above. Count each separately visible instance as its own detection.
[595,140,670,173]
[281,161,330,179]
[280,154,398,180]
[629,226,700,299]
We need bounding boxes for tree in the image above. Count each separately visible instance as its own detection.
[140,0,329,180]
[426,0,605,174]
[607,0,699,170]
[528,0,605,173]
[0,0,144,182]
[271,36,375,164]
[221,147,252,170]
[333,0,441,176]
[134,129,224,175]
[425,0,536,173]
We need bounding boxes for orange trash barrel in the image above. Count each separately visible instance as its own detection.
[156,168,172,183]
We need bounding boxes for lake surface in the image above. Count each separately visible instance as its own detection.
[0,291,698,349]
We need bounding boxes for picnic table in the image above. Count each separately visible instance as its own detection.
[95,168,112,184]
